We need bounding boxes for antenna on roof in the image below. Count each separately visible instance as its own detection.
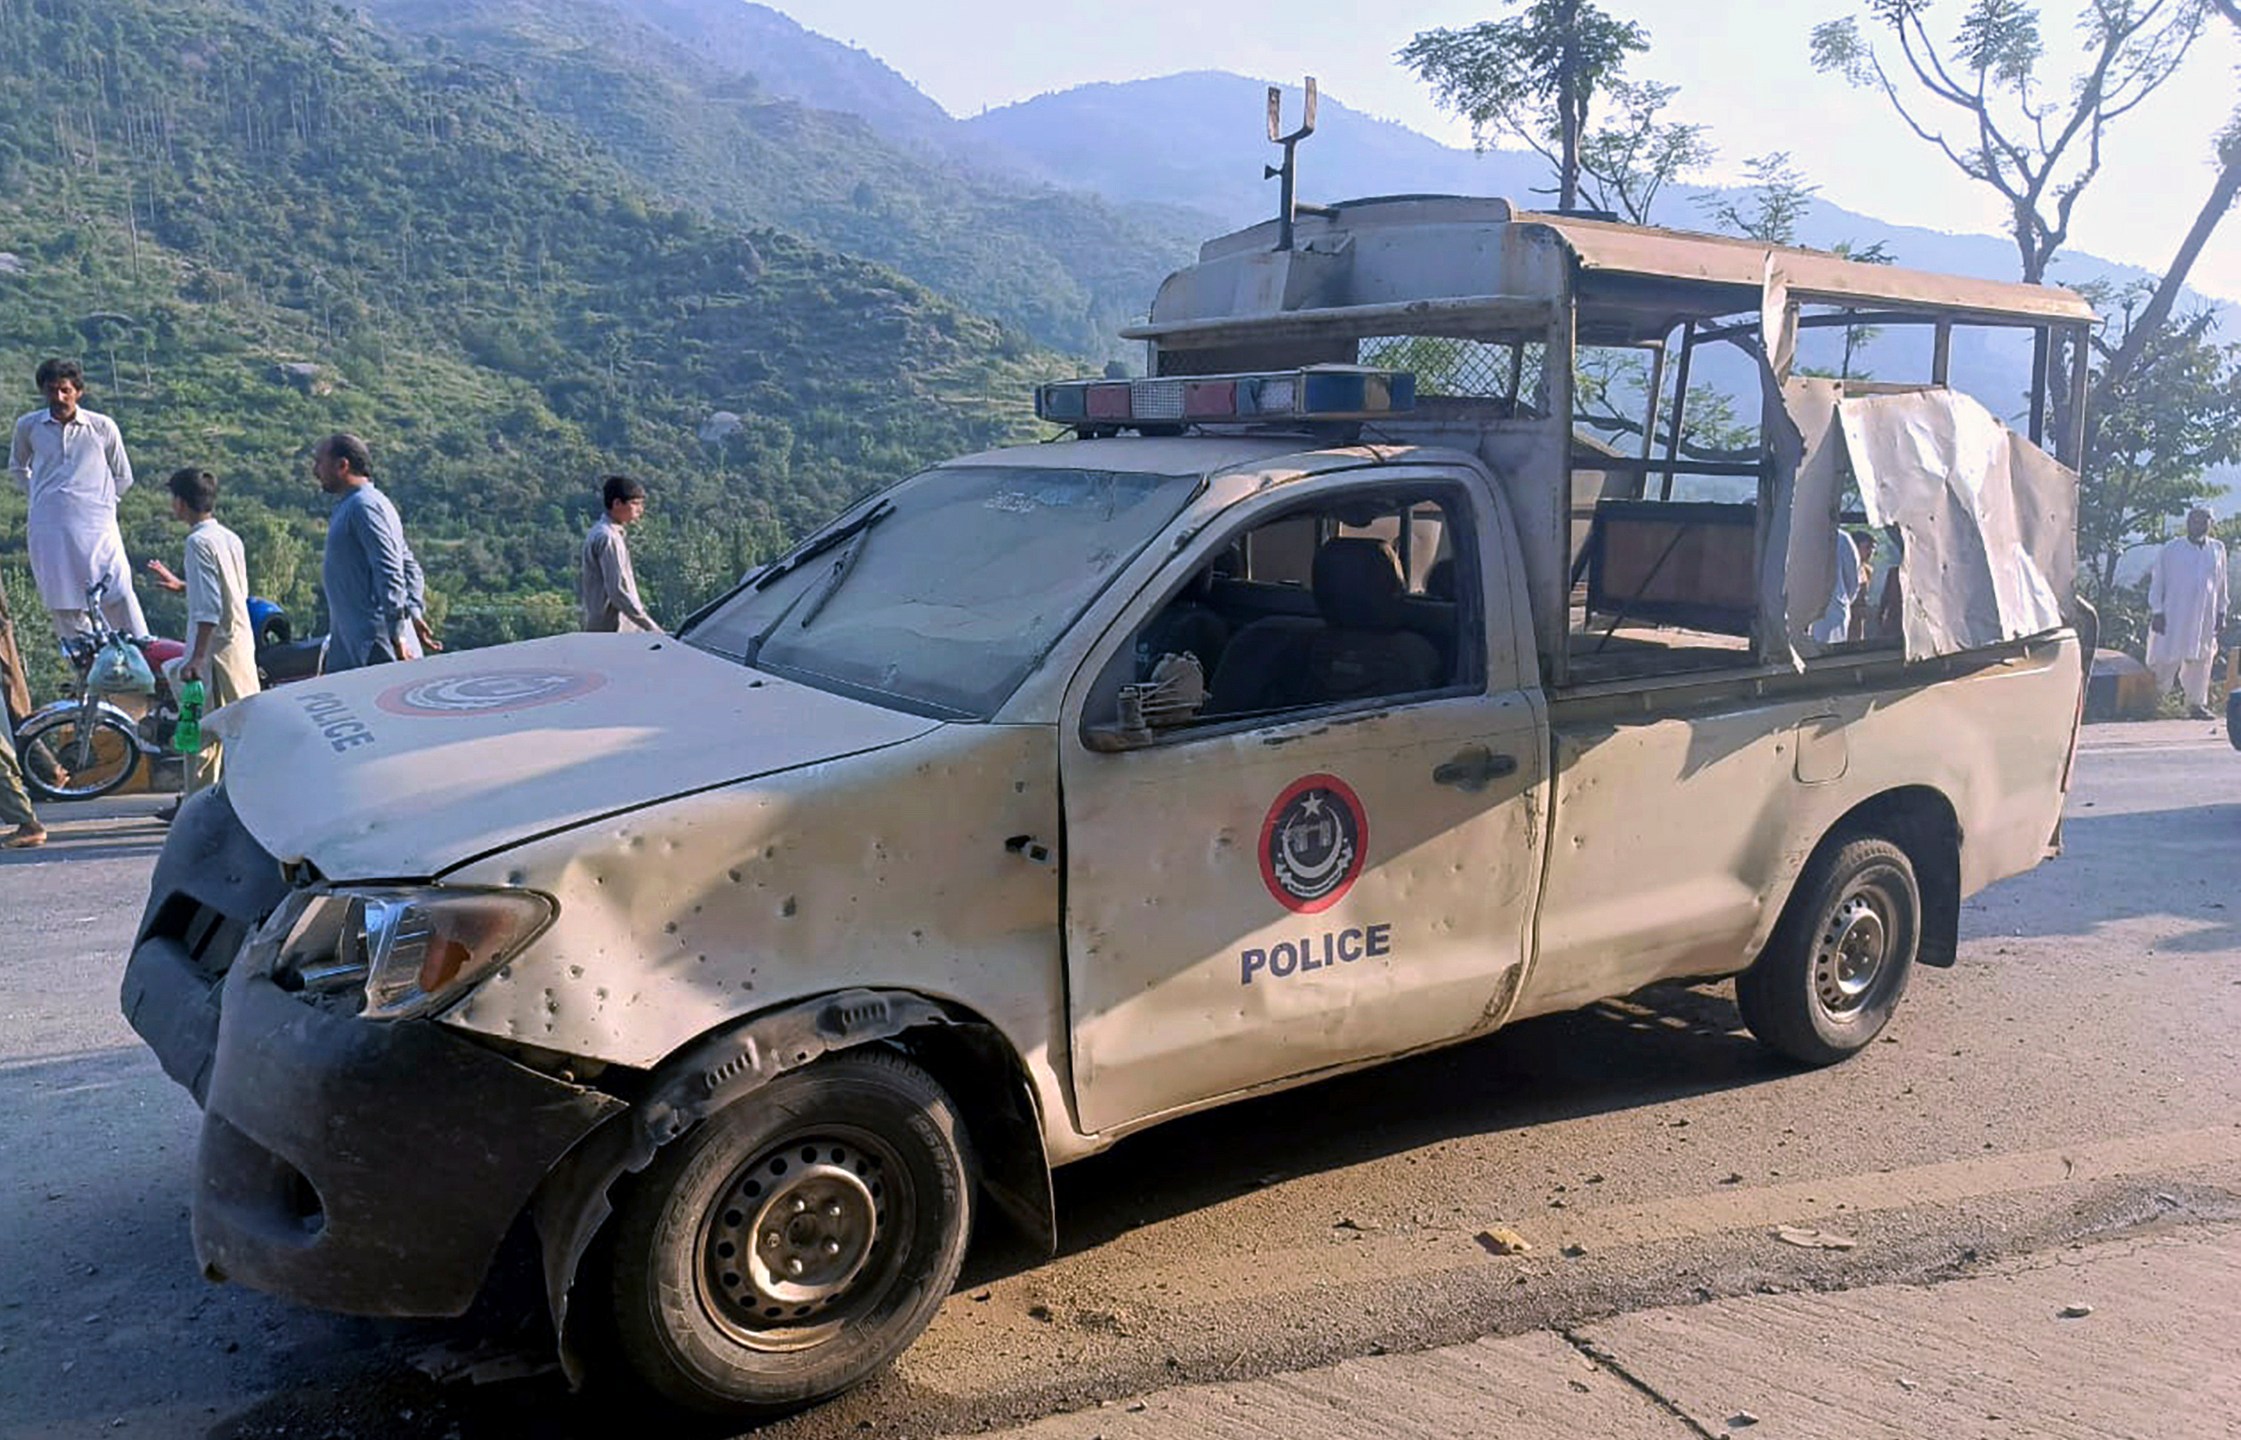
[1264,77,1318,253]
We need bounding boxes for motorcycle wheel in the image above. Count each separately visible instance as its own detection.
[15,711,144,802]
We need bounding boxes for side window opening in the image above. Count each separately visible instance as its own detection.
[1091,488,1482,741]
[1567,327,1765,682]
[1559,284,2079,685]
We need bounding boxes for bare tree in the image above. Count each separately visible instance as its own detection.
[1812,0,2213,284]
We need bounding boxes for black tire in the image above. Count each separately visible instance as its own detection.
[1737,836,1920,1066]
[608,1049,976,1418]
[16,711,143,802]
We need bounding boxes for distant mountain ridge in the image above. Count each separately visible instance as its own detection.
[358,0,1210,359]
[968,70,2233,314]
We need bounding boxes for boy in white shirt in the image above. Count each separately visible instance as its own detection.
[145,468,260,805]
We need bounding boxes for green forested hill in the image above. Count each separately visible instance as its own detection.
[0,0,1054,687]
[355,0,1205,361]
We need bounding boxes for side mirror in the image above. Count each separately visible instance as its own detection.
[1082,721,1152,754]
[1084,653,1209,752]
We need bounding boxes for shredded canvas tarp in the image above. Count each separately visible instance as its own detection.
[1764,376,1846,666]
[1835,389,2075,660]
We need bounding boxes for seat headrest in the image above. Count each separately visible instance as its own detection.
[1313,537,1407,629]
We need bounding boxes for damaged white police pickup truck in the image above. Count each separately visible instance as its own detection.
[121,196,2093,1418]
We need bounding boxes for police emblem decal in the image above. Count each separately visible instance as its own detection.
[1259,774,1369,913]
[376,669,607,717]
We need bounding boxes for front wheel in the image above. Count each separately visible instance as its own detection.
[15,710,143,802]
[1737,836,1920,1065]
[607,1049,977,1418]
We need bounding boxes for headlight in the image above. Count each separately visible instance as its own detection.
[275,888,555,1020]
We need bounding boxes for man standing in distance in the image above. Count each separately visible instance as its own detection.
[2145,505,2230,720]
[10,358,148,641]
[580,474,661,633]
[315,433,432,670]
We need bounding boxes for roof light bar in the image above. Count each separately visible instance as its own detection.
[1035,366,1415,432]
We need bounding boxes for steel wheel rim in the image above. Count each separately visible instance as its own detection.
[1813,868,1906,1015]
[695,1128,909,1352]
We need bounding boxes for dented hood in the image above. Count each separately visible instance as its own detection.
[214,633,942,879]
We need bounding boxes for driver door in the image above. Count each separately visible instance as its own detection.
[1058,473,1546,1134]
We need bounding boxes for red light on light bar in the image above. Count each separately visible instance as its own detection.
[1184,381,1236,419]
[1086,384,1132,420]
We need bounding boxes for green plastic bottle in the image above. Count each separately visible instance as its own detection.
[173,679,206,756]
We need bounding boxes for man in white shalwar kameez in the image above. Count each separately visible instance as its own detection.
[11,358,147,642]
[2145,505,2229,719]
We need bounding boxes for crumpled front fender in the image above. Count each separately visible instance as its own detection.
[531,987,1056,1386]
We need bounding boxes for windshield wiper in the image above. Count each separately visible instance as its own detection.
[793,526,872,631]
[751,500,894,592]
[740,515,883,663]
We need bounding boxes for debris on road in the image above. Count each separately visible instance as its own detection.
[1728,1410,1761,1427]
[2058,1303,2094,1319]
[406,1339,558,1386]
[1475,1227,1533,1256]
[1773,1225,1858,1250]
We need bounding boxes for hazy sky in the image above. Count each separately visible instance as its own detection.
[762,0,2241,303]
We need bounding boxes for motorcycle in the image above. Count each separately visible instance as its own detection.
[13,580,316,803]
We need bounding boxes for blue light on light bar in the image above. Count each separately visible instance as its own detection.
[1033,366,1416,431]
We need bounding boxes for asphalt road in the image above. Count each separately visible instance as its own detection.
[2,718,2236,1440]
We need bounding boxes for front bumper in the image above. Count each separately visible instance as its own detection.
[192,958,625,1316]
[120,788,627,1318]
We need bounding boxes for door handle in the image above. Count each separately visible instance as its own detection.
[1432,746,1518,792]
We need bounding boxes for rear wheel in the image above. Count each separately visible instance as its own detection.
[1738,836,1920,1065]
[607,1049,976,1417]
[15,710,142,802]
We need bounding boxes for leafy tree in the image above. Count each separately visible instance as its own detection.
[1574,80,1714,224]
[1400,1,1658,212]
[2073,284,2241,614]
[1701,152,1817,247]
[1701,156,1898,380]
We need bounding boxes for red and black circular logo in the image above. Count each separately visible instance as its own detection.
[1259,774,1369,914]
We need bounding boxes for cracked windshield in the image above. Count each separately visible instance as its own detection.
[688,465,1199,718]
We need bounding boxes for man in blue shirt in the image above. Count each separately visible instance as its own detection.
[314,433,433,670]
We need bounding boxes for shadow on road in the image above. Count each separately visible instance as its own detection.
[0,812,169,866]
[1020,981,1773,1267]
[1979,803,2241,955]
[193,983,1783,1440]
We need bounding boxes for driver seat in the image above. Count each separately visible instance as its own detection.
[1209,538,1443,714]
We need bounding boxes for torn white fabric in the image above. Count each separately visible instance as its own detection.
[1769,377,1847,663]
[1836,389,2075,660]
